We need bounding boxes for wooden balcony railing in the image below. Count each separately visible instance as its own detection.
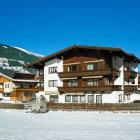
[13,87,44,92]
[124,71,137,80]
[58,85,122,93]
[124,85,138,92]
[59,69,120,78]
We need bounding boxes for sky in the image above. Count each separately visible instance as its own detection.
[0,0,140,57]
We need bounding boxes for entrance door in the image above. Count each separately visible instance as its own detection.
[96,95,102,104]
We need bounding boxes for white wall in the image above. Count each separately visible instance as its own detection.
[44,58,63,92]
[112,56,124,86]
[130,93,140,102]
[59,94,65,103]
[3,82,14,93]
[56,91,124,103]
[102,91,123,103]
[0,93,3,98]
[40,54,140,104]
[124,93,140,103]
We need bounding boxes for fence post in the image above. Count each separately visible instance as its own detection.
[112,104,115,113]
[130,104,132,113]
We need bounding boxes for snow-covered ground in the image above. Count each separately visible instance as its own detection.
[0,110,140,140]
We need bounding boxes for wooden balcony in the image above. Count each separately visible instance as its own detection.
[124,85,138,92]
[13,87,43,92]
[58,85,122,93]
[59,69,120,79]
[124,71,137,80]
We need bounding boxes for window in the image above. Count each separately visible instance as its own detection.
[104,78,112,85]
[48,80,57,87]
[87,64,94,71]
[88,95,94,103]
[126,94,130,100]
[87,79,98,86]
[24,92,32,97]
[5,83,10,88]
[80,96,86,103]
[72,96,78,102]
[0,84,3,88]
[131,67,135,72]
[96,95,102,104]
[68,80,78,87]
[50,95,58,102]
[48,67,57,74]
[118,94,122,102]
[65,95,71,102]
[39,69,44,75]
[3,93,10,97]
[68,65,78,72]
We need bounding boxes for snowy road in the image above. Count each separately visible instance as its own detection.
[0,110,140,140]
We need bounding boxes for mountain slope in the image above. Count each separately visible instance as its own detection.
[0,44,43,75]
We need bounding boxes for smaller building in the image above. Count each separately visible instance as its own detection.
[0,68,43,102]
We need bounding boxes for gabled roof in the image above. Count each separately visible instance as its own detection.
[0,67,38,82]
[26,45,140,69]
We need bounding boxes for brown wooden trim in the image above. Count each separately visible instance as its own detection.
[58,85,122,93]
[47,103,140,111]
[26,45,140,69]
[59,69,120,78]
[13,88,43,92]
[124,85,138,92]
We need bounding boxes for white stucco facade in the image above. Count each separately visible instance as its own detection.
[37,54,140,104]
[44,58,63,92]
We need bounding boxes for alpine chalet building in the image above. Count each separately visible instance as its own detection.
[0,70,43,101]
[27,45,140,104]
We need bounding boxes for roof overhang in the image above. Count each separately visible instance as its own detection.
[0,72,39,83]
[26,45,140,69]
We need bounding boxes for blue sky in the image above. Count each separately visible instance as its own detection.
[0,0,140,57]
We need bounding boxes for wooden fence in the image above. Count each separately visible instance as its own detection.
[0,103,24,109]
[47,102,140,111]
[1,102,140,111]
